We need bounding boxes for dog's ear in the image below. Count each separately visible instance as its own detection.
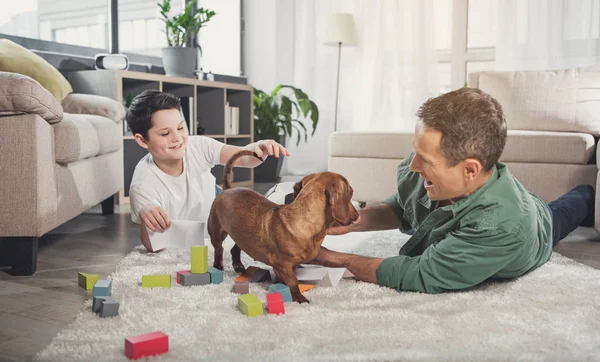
[293,174,316,198]
[325,180,354,225]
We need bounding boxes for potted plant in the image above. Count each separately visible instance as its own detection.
[158,0,216,77]
[253,85,319,182]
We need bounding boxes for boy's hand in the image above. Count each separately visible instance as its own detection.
[140,205,171,233]
[254,140,290,159]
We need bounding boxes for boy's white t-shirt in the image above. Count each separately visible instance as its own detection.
[129,136,224,227]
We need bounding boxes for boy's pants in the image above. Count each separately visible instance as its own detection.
[548,184,595,247]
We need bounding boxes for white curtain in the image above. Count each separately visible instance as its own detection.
[496,0,600,71]
[282,0,440,176]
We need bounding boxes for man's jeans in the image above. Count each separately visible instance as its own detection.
[548,184,595,247]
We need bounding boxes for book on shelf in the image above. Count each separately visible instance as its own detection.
[225,103,240,135]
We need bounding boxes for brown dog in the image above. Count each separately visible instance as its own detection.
[207,150,359,303]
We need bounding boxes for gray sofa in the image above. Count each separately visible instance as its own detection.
[329,65,600,232]
[0,72,124,275]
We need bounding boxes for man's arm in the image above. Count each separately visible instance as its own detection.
[311,247,384,284]
[328,203,405,235]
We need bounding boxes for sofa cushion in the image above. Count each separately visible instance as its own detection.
[0,39,72,101]
[468,66,600,136]
[0,72,63,123]
[62,93,126,122]
[501,130,595,165]
[329,131,414,159]
[54,113,121,163]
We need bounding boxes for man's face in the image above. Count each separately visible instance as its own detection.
[409,122,469,201]
[137,108,188,162]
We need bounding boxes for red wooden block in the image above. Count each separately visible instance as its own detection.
[177,270,191,284]
[125,331,168,360]
[266,292,285,315]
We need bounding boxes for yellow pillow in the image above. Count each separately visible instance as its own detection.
[0,39,72,101]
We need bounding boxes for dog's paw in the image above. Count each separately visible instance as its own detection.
[233,263,246,274]
[293,293,310,304]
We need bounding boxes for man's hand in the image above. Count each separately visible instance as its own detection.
[140,205,171,233]
[252,139,290,160]
[308,246,383,284]
[327,224,353,236]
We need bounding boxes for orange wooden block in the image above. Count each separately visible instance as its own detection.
[299,284,314,292]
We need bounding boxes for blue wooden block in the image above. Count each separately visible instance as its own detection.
[268,283,292,303]
[208,267,223,284]
[92,279,112,297]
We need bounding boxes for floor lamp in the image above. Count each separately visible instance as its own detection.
[323,13,357,132]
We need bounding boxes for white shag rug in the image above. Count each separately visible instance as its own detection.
[35,230,600,362]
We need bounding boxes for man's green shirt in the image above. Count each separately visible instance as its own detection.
[377,152,554,293]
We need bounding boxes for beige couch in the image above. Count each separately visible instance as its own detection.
[329,65,600,231]
[0,72,124,275]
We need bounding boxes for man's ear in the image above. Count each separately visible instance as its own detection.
[135,133,149,150]
[463,158,483,180]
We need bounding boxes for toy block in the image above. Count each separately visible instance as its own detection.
[238,294,264,317]
[234,266,271,284]
[176,270,191,284]
[125,331,168,360]
[99,296,120,318]
[191,245,208,274]
[92,280,112,297]
[92,296,109,313]
[180,272,210,286]
[268,283,292,303]
[299,284,314,293]
[208,267,223,284]
[142,274,171,288]
[266,292,285,315]
[78,272,99,290]
[233,280,249,294]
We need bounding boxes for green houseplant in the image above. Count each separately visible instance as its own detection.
[253,85,319,182]
[157,0,216,77]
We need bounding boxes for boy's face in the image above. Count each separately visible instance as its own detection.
[135,108,188,162]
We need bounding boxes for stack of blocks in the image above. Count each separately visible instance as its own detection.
[234,266,271,294]
[91,279,119,318]
[237,282,302,317]
[176,246,223,286]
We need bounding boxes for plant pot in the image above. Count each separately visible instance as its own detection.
[253,136,285,183]
[161,47,197,78]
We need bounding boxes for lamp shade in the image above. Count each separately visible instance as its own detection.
[323,12,358,46]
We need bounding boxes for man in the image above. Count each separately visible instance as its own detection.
[313,87,595,294]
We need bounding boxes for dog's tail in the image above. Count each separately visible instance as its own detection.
[223,150,263,190]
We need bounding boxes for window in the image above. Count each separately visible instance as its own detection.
[434,0,496,92]
[118,0,184,56]
[0,0,108,49]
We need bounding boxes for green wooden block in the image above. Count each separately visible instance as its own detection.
[78,272,99,290]
[191,246,208,274]
[238,294,264,317]
[142,274,171,288]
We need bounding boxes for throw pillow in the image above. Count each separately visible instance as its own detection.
[0,38,72,101]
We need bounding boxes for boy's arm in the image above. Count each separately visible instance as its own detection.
[219,140,289,167]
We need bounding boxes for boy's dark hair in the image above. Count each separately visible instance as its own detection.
[125,90,181,139]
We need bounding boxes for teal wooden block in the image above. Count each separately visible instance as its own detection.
[208,267,223,284]
[92,280,112,297]
[268,283,292,303]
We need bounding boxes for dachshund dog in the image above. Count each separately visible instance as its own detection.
[207,150,359,303]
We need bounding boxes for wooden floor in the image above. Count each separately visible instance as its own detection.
[1,182,600,361]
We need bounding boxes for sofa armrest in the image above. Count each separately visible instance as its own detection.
[62,93,125,122]
[0,72,63,123]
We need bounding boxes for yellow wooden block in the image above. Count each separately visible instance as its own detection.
[142,274,171,288]
[78,272,99,290]
[191,246,208,274]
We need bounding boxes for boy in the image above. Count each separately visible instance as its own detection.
[125,90,289,252]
